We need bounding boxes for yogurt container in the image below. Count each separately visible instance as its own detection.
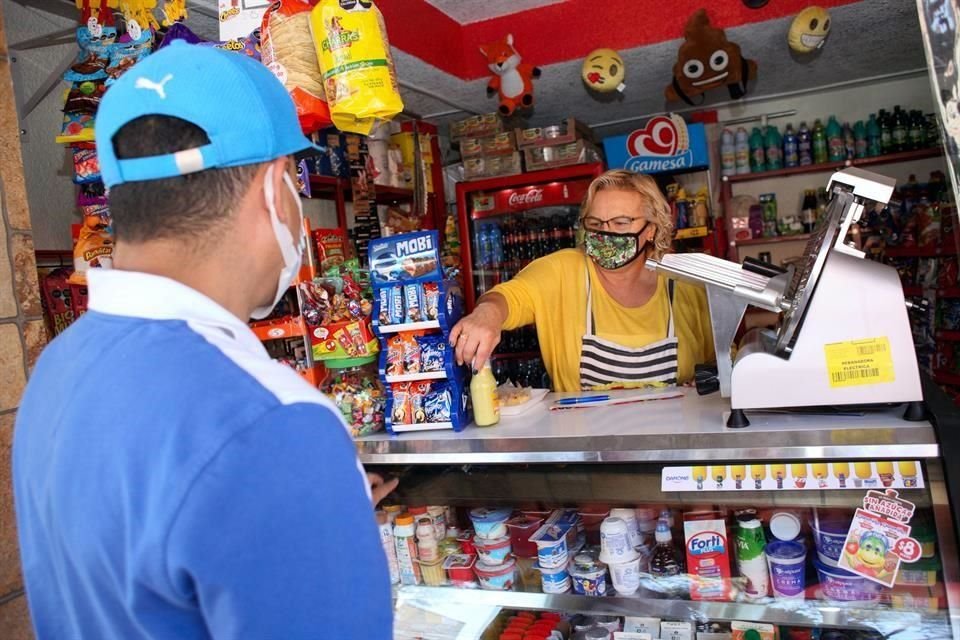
[443,554,477,587]
[536,561,572,594]
[506,515,543,558]
[475,535,512,566]
[470,507,512,540]
[456,530,477,556]
[530,522,574,569]
[570,553,608,596]
[814,559,881,602]
[475,556,516,591]
[811,510,852,567]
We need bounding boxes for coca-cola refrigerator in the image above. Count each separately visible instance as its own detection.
[454,163,604,387]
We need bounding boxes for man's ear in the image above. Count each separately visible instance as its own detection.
[263,156,290,218]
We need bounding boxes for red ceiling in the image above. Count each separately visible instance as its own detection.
[378,0,860,81]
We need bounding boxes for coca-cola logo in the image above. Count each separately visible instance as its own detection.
[508,188,544,207]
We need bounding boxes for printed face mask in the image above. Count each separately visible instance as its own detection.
[250,164,306,320]
[583,225,650,270]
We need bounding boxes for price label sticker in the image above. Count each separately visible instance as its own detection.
[824,337,895,388]
[893,536,923,562]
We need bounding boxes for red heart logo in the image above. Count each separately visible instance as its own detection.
[627,116,679,157]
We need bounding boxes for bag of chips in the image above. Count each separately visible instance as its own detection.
[69,194,114,285]
[261,0,331,134]
[309,0,403,135]
[64,25,117,83]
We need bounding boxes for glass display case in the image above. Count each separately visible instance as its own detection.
[357,389,960,640]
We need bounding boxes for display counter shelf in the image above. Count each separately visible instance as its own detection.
[356,390,938,465]
[395,585,953,636]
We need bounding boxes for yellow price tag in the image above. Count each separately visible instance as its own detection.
[824,337,895,388]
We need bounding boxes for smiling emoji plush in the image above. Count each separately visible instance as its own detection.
[582,48,626,93]
[665,9,757,105]
[789,6,832,53]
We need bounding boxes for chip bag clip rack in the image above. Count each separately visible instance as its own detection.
[309,0,403,135]
[368,231,470,434]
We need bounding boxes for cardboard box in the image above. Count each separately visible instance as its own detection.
[460,131,517,159]
[463,152,523,181]
[450,113,503,141]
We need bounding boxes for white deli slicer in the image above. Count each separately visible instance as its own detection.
[652,167,925,428]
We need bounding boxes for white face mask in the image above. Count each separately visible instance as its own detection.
[250,164,306,320]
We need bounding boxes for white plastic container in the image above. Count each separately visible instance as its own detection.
[376,510,400,585]
[609,557,642,595]
[600,517,640,564]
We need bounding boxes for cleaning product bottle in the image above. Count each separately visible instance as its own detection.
[471,362,500,426]
[720,128,736,177]
[843,121,855,160]
[797,122,813,166]
[764,125,783,170]
[735,127,750,174]
[749,127,765,172]
[879,109,893,154]
[649,518,684,578]
[782,124,799,168]
[853,120,868,158]
[866,114,882,157]
[892,105,908,152]
[812,119,828,164]
[826,116,844,162]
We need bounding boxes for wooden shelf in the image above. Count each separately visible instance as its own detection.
[934,370,960,386]
[902,285,923,296]
[735,233,811,247]
[939,287,960,298]
[936,330,960,341]
[885,244,958,258]
[723,147,945,184]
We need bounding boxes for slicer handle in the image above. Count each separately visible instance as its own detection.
[742,256,787,279]
[905,296,930,322]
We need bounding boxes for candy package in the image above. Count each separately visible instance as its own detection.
[295,159,311,197]
[387,285,404,324]
[56,112,96,145]
[105,26,154,85]
[68,196,114,285]
[70,283,89,319]
[417,335,447,372]
[310,0,403,134]
[391,382,412,424]
[261,0,331,134]
[63,82,106,114]
[64,25,117,83]
[40,268,75,336]
[312,227,348,273]
[72,147,101,184]
[410,381,429,423]
[404,283,423,323]
[423,281,440,320]
[385,334,405,377]
[402,333,420,374]
[424,381,453,423]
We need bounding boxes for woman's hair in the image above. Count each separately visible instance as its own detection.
[580,169,674,261]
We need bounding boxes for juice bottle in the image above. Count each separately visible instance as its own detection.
[897,461,918,487]
[790,463,808,489]
[416,517,439,562]
[730,464,747,489]
[833,461,850,488]
[764,125,783,170]
[854,461,874,487]
[812,462,829,488]
[692,465,708,490]
[710,465,727,489]
[812,119,828,164]
[749,127,766,172]
[770,464,786,489]
[826,116,844,161]
[876,461,895,487]
[782,124,799,167]
[853,120,867,158]
[866,114,882,157]
[797,122,813,166]
[751,464,767,490]
[471,362,500,426]
[649,518,684,577]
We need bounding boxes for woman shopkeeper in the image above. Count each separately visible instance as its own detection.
[449,169,716,392]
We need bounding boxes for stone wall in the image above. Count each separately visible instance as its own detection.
[0,3,46,638]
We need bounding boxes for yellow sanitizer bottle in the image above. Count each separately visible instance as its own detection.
[471,362,500,427]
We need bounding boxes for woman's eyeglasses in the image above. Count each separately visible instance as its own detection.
[581,216,646,233]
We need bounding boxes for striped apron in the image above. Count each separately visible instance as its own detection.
[578,265,679,390]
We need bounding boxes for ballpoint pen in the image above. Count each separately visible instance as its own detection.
[553,395,611,406]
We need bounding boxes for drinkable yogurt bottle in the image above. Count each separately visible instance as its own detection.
[735,514,769,600]
[376,510,400,585]
[394,514,422,585]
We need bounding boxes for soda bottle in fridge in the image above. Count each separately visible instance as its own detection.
[649,518,684,577]
[489,223,503,268]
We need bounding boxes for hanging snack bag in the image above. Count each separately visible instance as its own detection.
[69,195,114,285]
[261,0,332,134]
[309,0,403,135]
[64,24,117,83]
[72,146,101,184]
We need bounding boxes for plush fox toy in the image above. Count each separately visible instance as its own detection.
[480,34,541,116]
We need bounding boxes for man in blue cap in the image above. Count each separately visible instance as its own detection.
[13,41,394,638]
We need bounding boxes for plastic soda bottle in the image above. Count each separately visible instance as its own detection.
[471,362,500,426]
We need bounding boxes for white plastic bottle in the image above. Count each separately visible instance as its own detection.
[394,514,421,585]
[720,128,736,177]
[734,127,750,175]
[376,510,400,585]
[416,517,439,562]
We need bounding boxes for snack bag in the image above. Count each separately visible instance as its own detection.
[69,196,114,285]
[64,24,117,83]
[309,0,403,135]
[63,81,106,115]
[72,146,101,184]
[40,268,76,336]
[56,112,96,145]
[261,0,332,134]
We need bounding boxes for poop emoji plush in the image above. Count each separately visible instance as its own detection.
[788,6,832,53]
[665,9,757,105]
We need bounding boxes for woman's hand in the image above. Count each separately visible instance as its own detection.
[449,297,506,371]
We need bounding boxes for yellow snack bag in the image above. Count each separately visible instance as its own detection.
[309,0,403,135]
